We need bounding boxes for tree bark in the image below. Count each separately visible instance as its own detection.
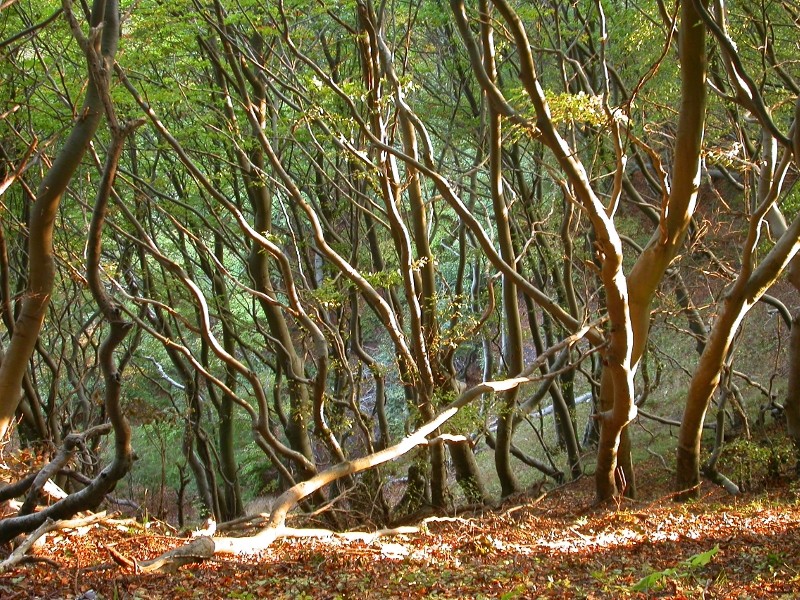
[482,0,636,502]
[597,0,708,499]
[478,0,524,497]
[677,207,800,497]
[786,301,800,475]
[0,113,139,543]
[0,0,119,440]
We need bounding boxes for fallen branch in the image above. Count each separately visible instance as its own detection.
[0,474,37,502]
[0,519,54,574]
[0,511,110,574]
[256,525,419,544]
[143,325,595,561]
[701,465,741,496]
[20,423,111,515]
[111,524,422,574]
[215,513,268,534]
[135,536,215,574]
[107,535,217,574]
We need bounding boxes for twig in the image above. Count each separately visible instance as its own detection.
[20,424,111,515]
[0,518,55,573]
[0,511,110,573]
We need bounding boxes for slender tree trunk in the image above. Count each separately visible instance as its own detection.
[479,0,523,497]
[0,110,138,544]
[596,0,707,498]
[212,237,243,519]
[241,145,315,467]
[676,299,746,496]
[784,244,800,472]
[786,306,800,475]
[0,0,119,440]
[182,380,217,518]
[677,212,800,496]
[359,3,458,508]
[453,0,637,501]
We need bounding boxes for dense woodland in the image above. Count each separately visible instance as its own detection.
[0,0,799,563]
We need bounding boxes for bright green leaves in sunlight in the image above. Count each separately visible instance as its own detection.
[544,91,607,127]
[631,545,720,593]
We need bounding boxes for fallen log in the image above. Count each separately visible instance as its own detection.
[139,326,595,566]
[136,536,216,574]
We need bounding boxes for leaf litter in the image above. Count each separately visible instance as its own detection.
[2,464,799,599]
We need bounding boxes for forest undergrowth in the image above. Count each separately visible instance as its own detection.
[2,453,799,600]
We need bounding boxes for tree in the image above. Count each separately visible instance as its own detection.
[0,0,121,442]
[0,0,797,543]
[675,0,800,497]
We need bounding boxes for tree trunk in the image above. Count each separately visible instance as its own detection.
[0,110,137,544]
[787,311,800,476]
[0,0,120,440]
[784,258,800,475]
[246,190,315,468]
[480,0,524,497]
[550,383,583,480]
[449,441,488,504]
[597,0,708,499]
[677,212,800,497]
[212,237,243,519]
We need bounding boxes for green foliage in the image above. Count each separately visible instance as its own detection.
[308,277,345,308]
[720,436,794,492]
[781,186,800,223]
[631,545,719,592]
[362,269,402,289]
[544,91,606,126]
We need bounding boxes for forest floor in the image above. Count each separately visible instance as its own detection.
[1,461,799,600]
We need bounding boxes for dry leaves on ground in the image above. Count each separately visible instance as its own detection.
[1,471,799,599]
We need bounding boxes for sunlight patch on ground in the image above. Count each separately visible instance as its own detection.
[378,542,409,559]
[537,527,642,553]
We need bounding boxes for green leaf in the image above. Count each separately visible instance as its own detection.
[681,545,719,569]
[500,584,527,600]
[631,570,666,592]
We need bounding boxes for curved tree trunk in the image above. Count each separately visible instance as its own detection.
[0,0,119,441]
[677,206,800,497]
[484,0,636,502]
[597,0,708,499]
[480,0,524,497]
[0,107,138,544]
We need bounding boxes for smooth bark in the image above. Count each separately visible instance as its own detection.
[480,0,524,497]
[677,204,800,496]
[0,0,119,441]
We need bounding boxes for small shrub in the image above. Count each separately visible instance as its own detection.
[720,436,793,492]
